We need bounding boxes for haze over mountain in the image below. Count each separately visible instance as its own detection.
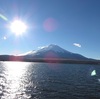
[21,44,89,60]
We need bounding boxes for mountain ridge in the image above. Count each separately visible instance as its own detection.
[0,44,100,64]
[22,44,89,60]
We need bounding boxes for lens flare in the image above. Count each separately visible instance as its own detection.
[91,70,96,76]
[0,14,8,21]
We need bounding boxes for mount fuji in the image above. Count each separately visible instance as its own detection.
[22,44,88,60]
[0,44,100,64]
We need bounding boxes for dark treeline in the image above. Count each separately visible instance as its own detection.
[0,55,100,65]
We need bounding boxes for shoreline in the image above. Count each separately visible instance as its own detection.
[0,55,100,65]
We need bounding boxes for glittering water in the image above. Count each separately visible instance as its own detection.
[0,62,100,99]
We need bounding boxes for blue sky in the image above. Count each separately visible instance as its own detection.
[0,0,100,59]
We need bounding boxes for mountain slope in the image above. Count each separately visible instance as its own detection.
[23,44,88,60]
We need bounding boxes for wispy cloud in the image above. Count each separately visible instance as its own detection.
[73,43,81,48]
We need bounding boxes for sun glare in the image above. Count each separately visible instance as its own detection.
[10,20,27,35]
[4,62,30,98]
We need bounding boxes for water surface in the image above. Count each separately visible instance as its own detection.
[0,62,100,99]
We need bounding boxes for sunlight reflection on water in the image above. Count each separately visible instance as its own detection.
[2,62,31,99]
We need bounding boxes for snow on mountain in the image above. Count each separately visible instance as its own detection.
[18,51,35,56]
[22,44,88,60]
[38,44,65,52]
[24,44,72,56]
[35,44,70,53]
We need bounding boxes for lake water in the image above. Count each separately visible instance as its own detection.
[0,62,100,99]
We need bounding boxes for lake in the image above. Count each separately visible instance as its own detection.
[0,62,100,99]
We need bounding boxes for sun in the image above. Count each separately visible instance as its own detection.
[10,20,27,35]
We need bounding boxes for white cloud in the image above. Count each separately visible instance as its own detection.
[73,43,81,48]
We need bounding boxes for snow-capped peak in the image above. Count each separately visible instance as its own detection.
[19,44,88,60]
[37,44,66,53]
